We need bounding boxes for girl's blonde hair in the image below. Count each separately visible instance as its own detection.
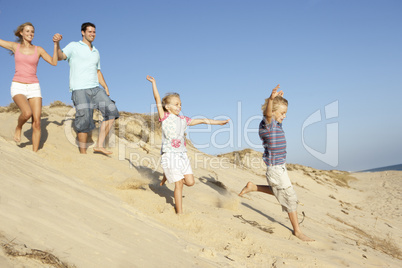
[14,22,35,44]
[261,96,288,115]
[162,92,180,112]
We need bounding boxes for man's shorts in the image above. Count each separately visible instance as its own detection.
[11,82,42,99]
[161,152,193,183]
[266,164,298,213]
[71,87,119,133]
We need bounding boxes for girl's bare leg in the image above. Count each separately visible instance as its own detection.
[183,174,195,187]
[174,180,184,214]
[160,174,167,186]
[173,175,194,214]
[12,94,32,143]
[28,97,42,152]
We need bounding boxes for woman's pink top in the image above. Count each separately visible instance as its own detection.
[13,44,40,84]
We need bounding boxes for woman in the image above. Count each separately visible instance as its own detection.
[0,22,61,151]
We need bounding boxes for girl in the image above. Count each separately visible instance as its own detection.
[147,75,229,214]
[0,22,60,151]
[239,84,314,241]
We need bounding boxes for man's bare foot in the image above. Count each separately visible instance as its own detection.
[239,181,257,196]
[160,176,167,186]
[93,147,113,155]
[14,127,22,143]
[294,232,315,242]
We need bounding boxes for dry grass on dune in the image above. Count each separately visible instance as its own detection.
[217,149,357,188]
[49,100,73,108]
[114,110,194,150]
[1,238,75,268]
[0,102,195,152]
[0,102,50,117]
[287,164,356,188]
[328,214,402,260]
[0,103,20,113]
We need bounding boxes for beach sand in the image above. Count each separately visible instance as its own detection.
[0,104,401,267]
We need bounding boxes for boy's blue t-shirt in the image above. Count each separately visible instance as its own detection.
[259,117,287,166]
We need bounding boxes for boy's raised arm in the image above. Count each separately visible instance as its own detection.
[264,84,282,123]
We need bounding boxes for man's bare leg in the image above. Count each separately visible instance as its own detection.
[94,118,114,155]
[288,211,314,241]
[77,132,88,154]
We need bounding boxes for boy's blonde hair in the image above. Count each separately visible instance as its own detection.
[261,96,288,115]
[162,92,180,112]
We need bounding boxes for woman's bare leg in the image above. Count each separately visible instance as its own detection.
[28,97,42,152]
[12,94,32,143]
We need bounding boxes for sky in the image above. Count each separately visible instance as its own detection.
[0,0,401,171]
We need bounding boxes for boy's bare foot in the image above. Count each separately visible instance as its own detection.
[239,182,257,196]
[93,147,113,155]
[160,176,167,186]
[14,127,22,143]
[294,232,315,242]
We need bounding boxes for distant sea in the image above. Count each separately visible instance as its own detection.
[359,164,402,172]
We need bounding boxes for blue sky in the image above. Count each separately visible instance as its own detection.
[1,0,401,171]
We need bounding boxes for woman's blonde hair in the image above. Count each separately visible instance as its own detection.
[14,22,35,44]
[261,96,288,115]
[162,92,180,112]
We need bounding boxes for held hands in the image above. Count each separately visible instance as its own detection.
[269,84,283,100]
[53,33,62,43]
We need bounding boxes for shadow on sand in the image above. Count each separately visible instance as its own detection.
[240,202,292,232]
[19,118,67,150]
[125,162,175,208]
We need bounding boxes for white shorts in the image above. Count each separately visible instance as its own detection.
[161,152,193,183]
[266,164,298,213]
[10,82,42,99]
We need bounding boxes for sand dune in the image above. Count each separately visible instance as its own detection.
[0,103,401,267]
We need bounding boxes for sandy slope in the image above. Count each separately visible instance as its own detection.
[0,105,401,267]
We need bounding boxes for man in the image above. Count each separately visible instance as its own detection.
[54,22,119,155]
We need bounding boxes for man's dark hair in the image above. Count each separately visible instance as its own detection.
[81,22,96,33]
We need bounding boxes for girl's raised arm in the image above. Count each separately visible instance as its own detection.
[147,75,165,120]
